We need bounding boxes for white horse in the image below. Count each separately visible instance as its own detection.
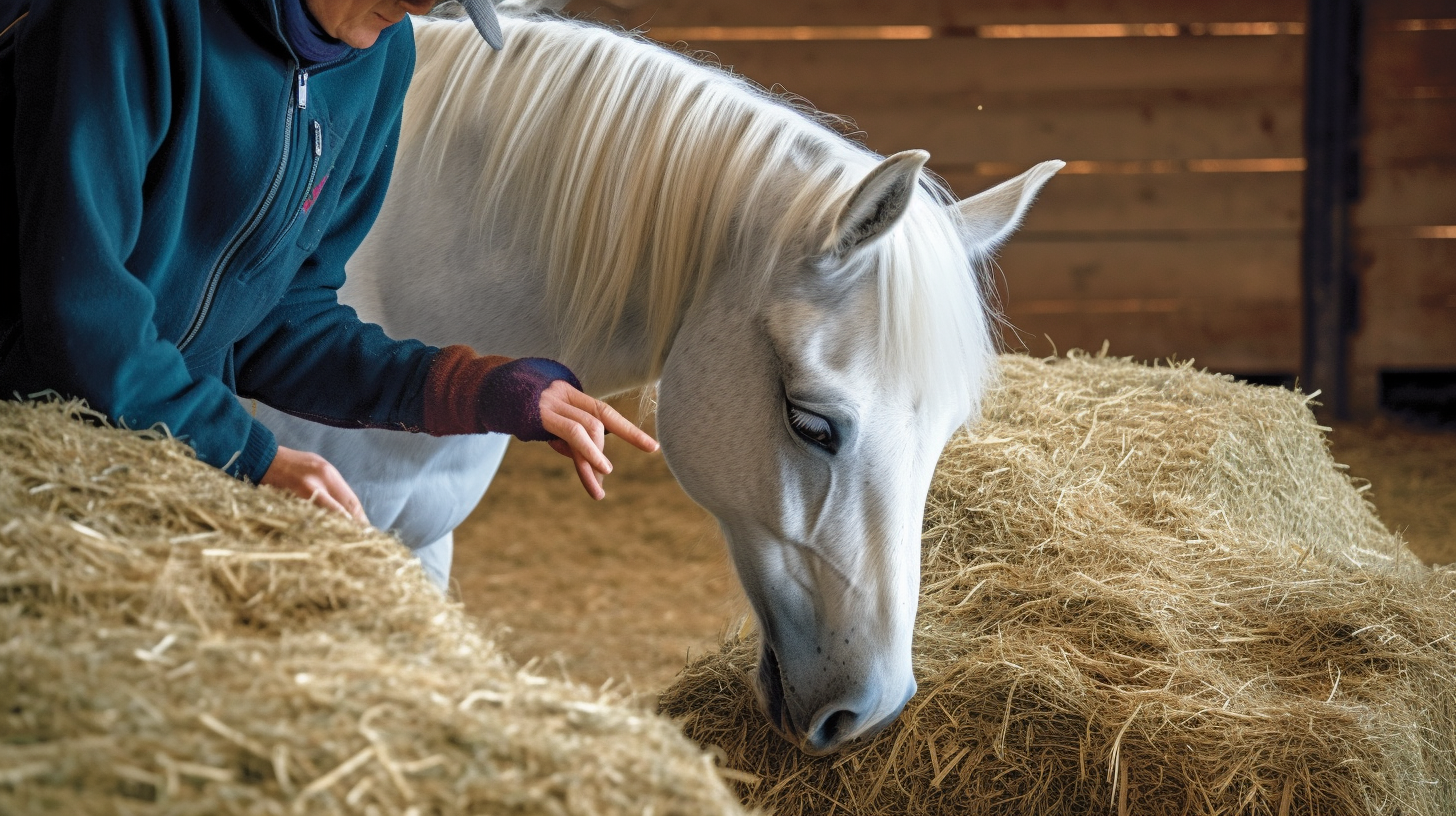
[257,12,1061,754]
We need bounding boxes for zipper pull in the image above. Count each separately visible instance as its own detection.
[296,70,308,109]
[312,121,322,157]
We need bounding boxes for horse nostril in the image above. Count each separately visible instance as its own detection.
[755,646,792,737]
[805,708,859,754]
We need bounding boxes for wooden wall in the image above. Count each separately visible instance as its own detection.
[561,0,1454,403]
[1350,0,1456,414]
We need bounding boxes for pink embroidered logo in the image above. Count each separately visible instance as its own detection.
[302,175,329,213]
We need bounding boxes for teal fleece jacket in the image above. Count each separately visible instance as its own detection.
[0,0,437,482]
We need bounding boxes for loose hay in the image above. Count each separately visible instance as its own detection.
[0,400,748,815]
[661,352,1456,815]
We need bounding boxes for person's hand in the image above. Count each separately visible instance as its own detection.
[260,445,369,523]
[538,381,659,500]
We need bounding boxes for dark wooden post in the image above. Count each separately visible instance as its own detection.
[1300,0,1365,418]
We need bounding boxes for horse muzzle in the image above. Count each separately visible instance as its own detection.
[754,640,917,756]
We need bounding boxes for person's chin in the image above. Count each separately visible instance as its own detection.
[339,30,381,48]
[337,20,388,49]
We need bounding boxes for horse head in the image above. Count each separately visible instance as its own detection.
[656,154,1061,754]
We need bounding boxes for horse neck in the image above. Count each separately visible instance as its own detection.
[345,156,724,398]
[357,17,842,396]
[344,203,662,397]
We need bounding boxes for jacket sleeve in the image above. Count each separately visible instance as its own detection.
[12,0,278,480]
[232,22,438,431]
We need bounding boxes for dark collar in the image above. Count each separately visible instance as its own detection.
[278,0,350,65]
[228,0,399,67]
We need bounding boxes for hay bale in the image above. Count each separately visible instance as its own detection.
[0,401,748,815]
[661,353,1456,816]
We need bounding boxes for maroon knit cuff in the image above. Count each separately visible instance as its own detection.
[422,345,584,441]
[422,345,510,436]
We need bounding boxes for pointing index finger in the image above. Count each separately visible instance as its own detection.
[593,402,660,453]
[560,387,660,453]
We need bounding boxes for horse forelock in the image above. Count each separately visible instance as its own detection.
[405,15,996,419]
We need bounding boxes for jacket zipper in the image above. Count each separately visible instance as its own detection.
[177,69,306,353]
[254,119,324,267]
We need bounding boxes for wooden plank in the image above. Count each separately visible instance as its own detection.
[1364,29,1456,91]
[1356,237,1456,315]
[999,305,1300,374]
[992,240,1300,374]
[1353,167,1456,227]
[563,0,936,28]
[673,38,1304,106]
[937,172,1302,233]
[563,0,1307,28]
[941,1,1308,26]
[1348,237,1456,412]
[994,239,1299,302]
[1365,97,1456,163]
[1352,305,1456,367]
[1364,0,1456,22]
[849,97,1303,164]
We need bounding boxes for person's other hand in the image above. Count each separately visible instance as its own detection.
[260,445,369,523]
[538,381,659,500]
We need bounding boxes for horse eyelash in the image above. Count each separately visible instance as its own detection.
[788,406,832,437]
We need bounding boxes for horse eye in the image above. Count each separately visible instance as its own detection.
[786,403,838,454]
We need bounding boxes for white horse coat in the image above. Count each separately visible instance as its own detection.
[259,14,1061,754]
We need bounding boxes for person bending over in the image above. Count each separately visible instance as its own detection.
[0,0,654,533]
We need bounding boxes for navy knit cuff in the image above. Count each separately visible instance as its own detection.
[476,358,583,442]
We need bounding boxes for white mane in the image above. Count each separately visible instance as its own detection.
[403,14,996,415]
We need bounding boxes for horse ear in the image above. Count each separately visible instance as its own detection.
[954,160,1064,252]
[826,150,929,259]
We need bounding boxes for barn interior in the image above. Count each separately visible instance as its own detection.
[3,1,1454,813]
[454,0,1456,693]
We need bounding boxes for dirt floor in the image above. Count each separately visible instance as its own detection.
[452,409,1456,694]
[1326,418,1456,566]
[451,407,744,695]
